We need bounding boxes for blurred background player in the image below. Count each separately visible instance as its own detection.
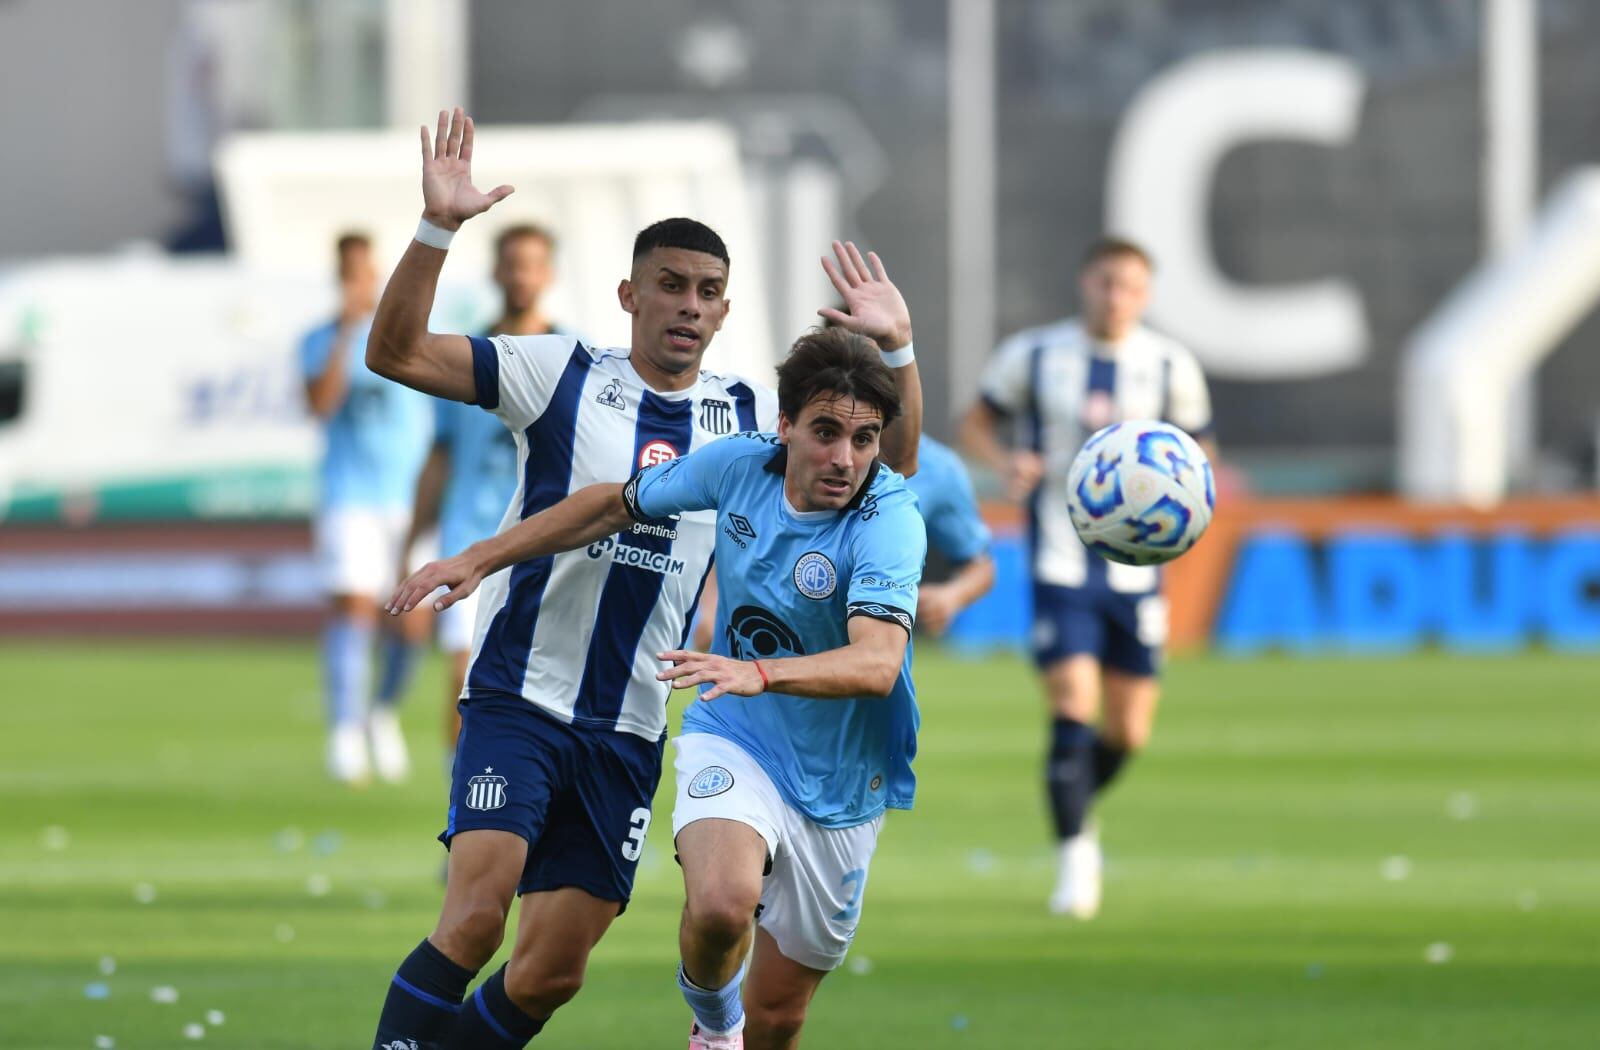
[402,223,564,763]
[300,232,435,785]
[906,434,995,638]
[960,236,1215,918]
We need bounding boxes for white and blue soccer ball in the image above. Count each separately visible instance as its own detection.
[1065,420,1215,567]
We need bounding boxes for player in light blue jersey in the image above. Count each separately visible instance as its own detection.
[365,109,921,1050]
[299,232,435,786]
[905,435,995,637]
[403,224,564,761]
[961,236,1217,918]
[391,328,922,1050]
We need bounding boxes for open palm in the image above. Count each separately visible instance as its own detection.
[818,240,913,351]
[420,107,514,231]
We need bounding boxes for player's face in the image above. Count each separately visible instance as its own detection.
[339,244,379,315]
[618,248,731,385]
[1079,253,1151,342]
[494,235,554,315]
[777,393,884,512]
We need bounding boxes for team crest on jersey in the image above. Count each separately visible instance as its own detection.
[688,765,735,798]
[793,551,837,600]
[638,439,679,468]
[465,769,508,811]
[596,378,627,411]
[698,398,733,434]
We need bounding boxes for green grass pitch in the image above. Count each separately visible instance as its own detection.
[1,641,1596,1048]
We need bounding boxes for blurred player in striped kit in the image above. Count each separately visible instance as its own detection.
[962,237,1216,918]
[402,223,568,762]
[300,232,435,786]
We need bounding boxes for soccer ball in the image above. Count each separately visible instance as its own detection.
[1065,421,1214,566]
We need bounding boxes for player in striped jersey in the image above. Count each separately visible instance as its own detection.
[367,108,921,1050]
[960,236,1216,919]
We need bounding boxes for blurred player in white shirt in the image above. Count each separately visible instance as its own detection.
[961,237,1216,918]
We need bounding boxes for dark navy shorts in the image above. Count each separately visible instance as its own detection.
[1031,582,1166,677]
[441,692,664,906]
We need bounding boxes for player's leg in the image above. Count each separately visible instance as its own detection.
[445,887,620,1048]
[370,513,432,782]
[317,507,391,783]
[373,696,556,1049]
[673,735,784,1046]
[1032,584,1107,914]
[742,807,883,1048]
[372,829,524,1050]
[446,716,664,1046]
[1096,592,1168,791]
[740,928,826,1050]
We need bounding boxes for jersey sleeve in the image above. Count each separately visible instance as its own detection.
[846,486,926,636]
[1164,344,1214,438]
[623,432,776,521]
[977,330,1036,416]
[466,333,582,431]
[922,462,990,565]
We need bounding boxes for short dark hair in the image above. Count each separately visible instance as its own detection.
[776,328,901,428]
[1080,235,1153,272]
[335,231,371,260]
[632,218,729,266]
[495,223,556,261]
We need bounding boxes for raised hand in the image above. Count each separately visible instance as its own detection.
[817,240,913,351]
[386,549,486,616]
[420,107,514,232]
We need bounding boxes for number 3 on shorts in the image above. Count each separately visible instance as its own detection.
[620,807,652,862]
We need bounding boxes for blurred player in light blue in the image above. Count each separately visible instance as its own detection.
[905,435,995,638]
[300,232,435,785]
[391,328,923,1050]
[961,236,1215,918]
[403,224,564,759]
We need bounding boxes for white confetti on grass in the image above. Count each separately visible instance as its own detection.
[1424,942,1454,964]
[205,1010,225,1026]
[966,849,996,874]
[150,986,179,1004]
[183,1022,206,1040]
[1380,856,1412,882]
[133,883,158,904]
[306,873,332,897]
[98,956,116,976]
[847,955,873,976]
[94,1037,115,1049]
[42,825,71,850]
[1446,792,1479,821]
[272,827,305,854]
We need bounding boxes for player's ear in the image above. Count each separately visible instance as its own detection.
[617,278,636,314]
[714,297,731,332]
[776,411,791,443]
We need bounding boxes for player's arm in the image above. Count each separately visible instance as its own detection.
[917,552,996,638]
[402,441,449,562]
[657,615,908,701]
[817,242,921,477]
[366,108,514,403]
[303,327,355,419]
[959,398,1043,501]
[387,482,632,615]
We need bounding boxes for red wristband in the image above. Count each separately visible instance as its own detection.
[753,660,770,691]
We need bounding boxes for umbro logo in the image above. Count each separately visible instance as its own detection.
[723,513,757,550]
[596,378,626,411]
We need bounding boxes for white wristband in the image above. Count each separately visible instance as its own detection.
[879,342,915,368]
[414,217,456,250]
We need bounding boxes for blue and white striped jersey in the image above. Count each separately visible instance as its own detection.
[460,333,778,741]
[981,319,1211,595]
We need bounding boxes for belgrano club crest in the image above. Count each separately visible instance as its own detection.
[465,768,508,811]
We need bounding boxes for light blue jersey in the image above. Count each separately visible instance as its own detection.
[906,435,990,565]
[299,319,434,510]
[433,397,519,558]
[625,432,927,829]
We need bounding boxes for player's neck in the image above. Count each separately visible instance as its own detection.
[1085,320,1136,348]
[628,353,700,393]
[492,308,550,336]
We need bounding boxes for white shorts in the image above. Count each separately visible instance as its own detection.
[435,588,481,653]
[672,733,884,972]
[314,508,431,601]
